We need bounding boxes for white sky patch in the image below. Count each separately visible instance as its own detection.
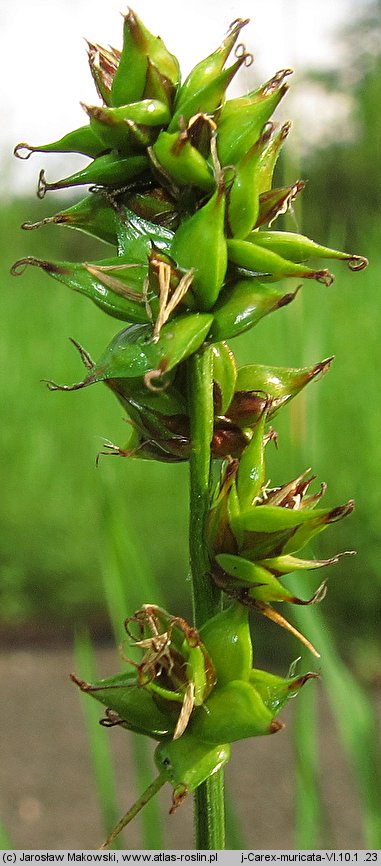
[2,0,358,195]
[294,84,356,152]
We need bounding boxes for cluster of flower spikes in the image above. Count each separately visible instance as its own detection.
[71,603,318,848]
[13,9,368,847]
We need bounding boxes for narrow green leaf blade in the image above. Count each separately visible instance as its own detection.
[290,600,381,847]
[73,631,121,848]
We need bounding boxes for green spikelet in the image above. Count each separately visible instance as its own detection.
[170,178,227,309]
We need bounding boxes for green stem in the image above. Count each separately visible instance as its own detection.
[187,346,225,850]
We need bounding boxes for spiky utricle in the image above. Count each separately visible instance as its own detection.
[14,12,366,336]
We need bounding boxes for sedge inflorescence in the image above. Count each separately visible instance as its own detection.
[13,9,367,847]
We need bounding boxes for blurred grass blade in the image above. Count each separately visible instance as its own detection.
[73,630,121,848]
[99,477,166,634]
[129,736,165,850]
[0,820,11,849]
[291,601,381,847]
[292,658,335,849]
[98,477,165,847]
[293,671,320,848]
